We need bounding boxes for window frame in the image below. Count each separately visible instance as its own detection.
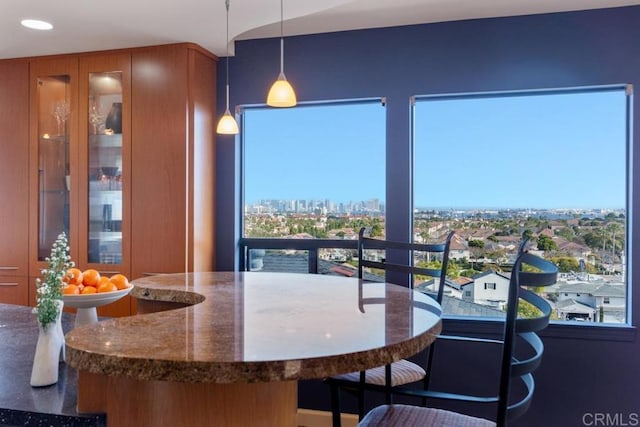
[239,97,386,241]
[410,84,635,340]
[237,97,387,273]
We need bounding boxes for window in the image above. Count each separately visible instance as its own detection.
[412,86,630,324]
[464,291,472,297]
[241,100,386,273]
[485,283,496,290]
[604,297,611,304]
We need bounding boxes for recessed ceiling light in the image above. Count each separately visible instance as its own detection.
[21,19,53,30]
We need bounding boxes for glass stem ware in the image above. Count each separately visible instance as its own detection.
[53,101,70,136]
[89,104,105,135]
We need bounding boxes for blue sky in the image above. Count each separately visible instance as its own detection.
[414,89,627,209]
[244,89,627,209]
[244,101,386,204]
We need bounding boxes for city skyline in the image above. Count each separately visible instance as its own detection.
[245,197,624,217]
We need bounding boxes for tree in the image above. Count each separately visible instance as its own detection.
[468,239,484,248]
[605,221,624,256]
[469,246,484,270]
[517,300,543,319]
[460,268,481,278]
[370,223,383,237]
[417,259,460,279]
[516,299,559,320]
[582,231,603,249]
[537,234,557,251]
[554,227,575,240]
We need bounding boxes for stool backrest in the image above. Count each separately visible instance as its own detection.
[498,239,558,425]
[357,227,455,301]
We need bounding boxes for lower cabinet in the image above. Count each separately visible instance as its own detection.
[0,277,29,306]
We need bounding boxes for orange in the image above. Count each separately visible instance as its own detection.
[97,280,117,293]
[63,284,80,295]
[65,268,83,285]
[82,269,101,287]
[81,285,97,294]
[110,274,130,290]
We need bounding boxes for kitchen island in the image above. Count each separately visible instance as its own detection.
[65,272,442,426]
[0,303,105,427]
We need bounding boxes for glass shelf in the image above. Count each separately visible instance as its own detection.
[89,134,122,148]
[39,135,68,142]
[40,190,68,195]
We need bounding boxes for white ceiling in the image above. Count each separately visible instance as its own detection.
[3,0,640,60]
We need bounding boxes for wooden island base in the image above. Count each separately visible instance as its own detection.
[77,371,297,426]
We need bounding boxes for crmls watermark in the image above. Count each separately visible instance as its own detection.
[583,413,640,426]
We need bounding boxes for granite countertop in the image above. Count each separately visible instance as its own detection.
[66,272,442,384]
[0,304,105,427]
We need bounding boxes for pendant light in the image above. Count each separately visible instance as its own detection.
[217,0,239,134]
[266,0,297,107]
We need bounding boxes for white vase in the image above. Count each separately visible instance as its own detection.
[30,300,65,387]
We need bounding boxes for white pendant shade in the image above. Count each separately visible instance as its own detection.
[267,72,297,107]
[217,108,239,134]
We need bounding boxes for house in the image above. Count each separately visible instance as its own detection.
[416,277,467,300]
[554,237,592,258]
[555,299,597,322]
[448,233,470,261]
[464,229,496,241]
[462,270,511,309]
[549,280,626,323]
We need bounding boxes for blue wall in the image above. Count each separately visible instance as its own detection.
[217,6,640,425]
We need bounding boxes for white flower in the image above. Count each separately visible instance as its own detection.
[34,232,72,327]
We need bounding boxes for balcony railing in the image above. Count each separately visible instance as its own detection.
[239,237,358,273]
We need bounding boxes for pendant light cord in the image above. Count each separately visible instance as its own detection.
[225,0,231,110]
[280,0,284,74]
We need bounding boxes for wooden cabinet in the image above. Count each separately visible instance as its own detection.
[130,44,216,279]
[0,277,29,306]
[0,60,29,305]
[1,43,217,314]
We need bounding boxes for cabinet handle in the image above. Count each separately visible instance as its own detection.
[99,271,121,275]
[142,272,167,276]
[0,267,18,270]
[0,282,18,287]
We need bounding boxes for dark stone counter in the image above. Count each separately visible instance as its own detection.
[0,303,105,426]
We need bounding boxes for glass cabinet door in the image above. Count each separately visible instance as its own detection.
[87,72,123,265]
[36,75,71,260]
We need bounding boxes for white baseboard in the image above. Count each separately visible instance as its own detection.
[297,409,359,427]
